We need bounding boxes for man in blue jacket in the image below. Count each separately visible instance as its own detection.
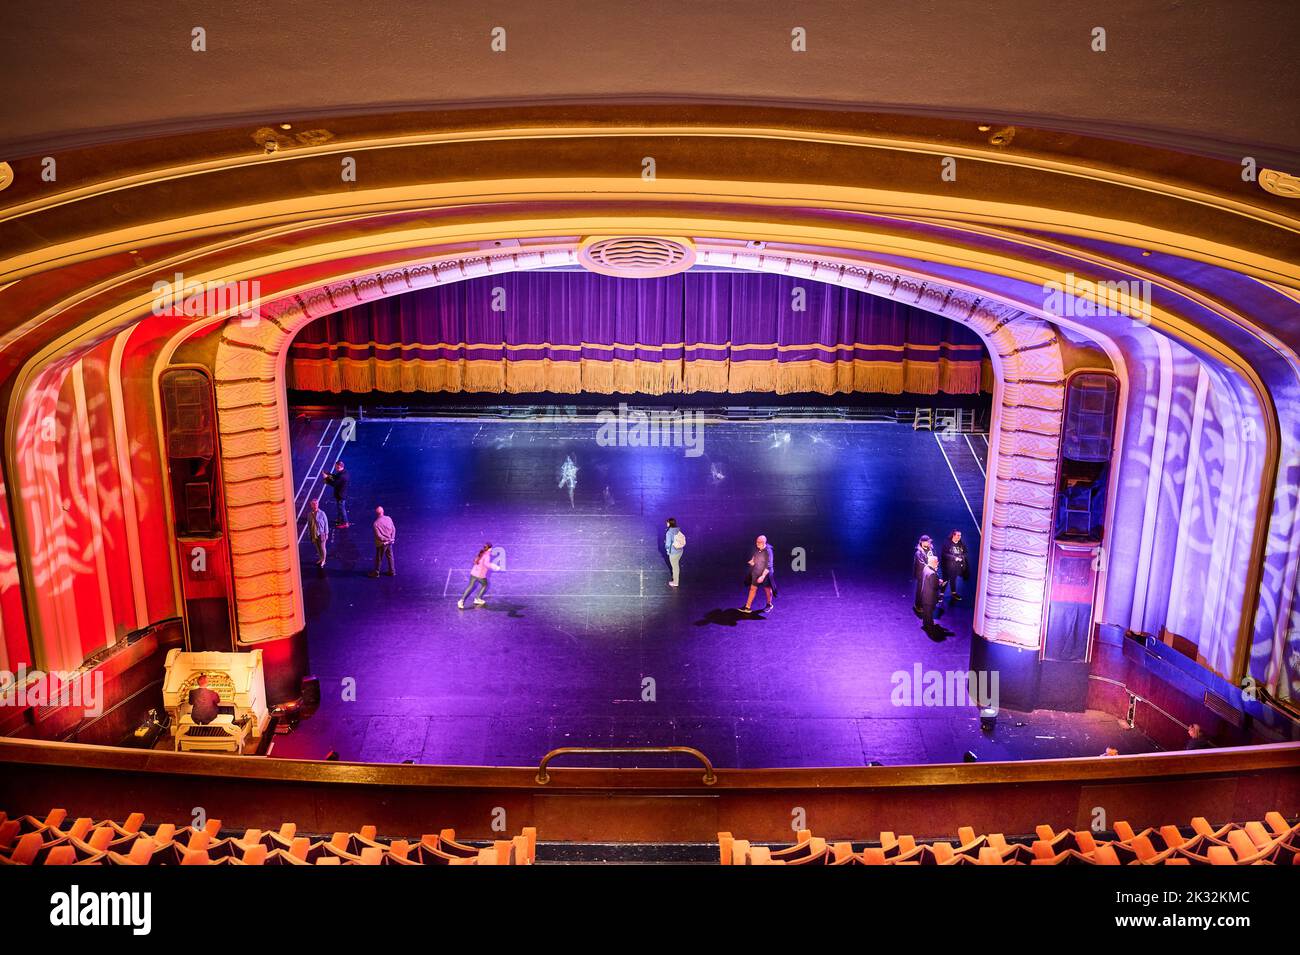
[664,518,685,587]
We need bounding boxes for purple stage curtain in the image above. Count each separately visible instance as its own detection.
[287,272,990,395]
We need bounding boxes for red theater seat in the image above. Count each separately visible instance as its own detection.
[2,810,543,865]
[719,814,1299,867]
[235,845,269,865]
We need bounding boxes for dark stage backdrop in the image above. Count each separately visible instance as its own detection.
[287,272,992,396]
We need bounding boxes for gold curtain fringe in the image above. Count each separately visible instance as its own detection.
[938,359,983,394]
[287,357,990,397]
[853,361,905,395]
[903,360,941,395]
[683,360,730,394]
[581,359,614,394]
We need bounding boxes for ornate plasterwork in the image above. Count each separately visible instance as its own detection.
[1259,169,1300,199]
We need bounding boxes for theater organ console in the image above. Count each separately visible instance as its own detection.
[162,650,270,753]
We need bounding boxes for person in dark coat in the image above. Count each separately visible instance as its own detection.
[740,534,777,613]
[913,535,934,615]
[940,529,969,605]
[1183,723,1215,750]
[321,460,350,528]
[187,674,221,725]
[919,555,950,637]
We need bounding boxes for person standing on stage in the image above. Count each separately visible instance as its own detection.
[307,498,329,567]
[458,543,502,609]
[664,518,686,588]
[368,506,396,577]
[940,529,969,606]
[919,554,949,637]
[740,534,777,613]
[321,460,351,528]
[913,534,934,615]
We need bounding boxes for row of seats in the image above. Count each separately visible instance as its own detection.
[10,807,1294,865]
[720,812,1300,865]
[0,810,536,866]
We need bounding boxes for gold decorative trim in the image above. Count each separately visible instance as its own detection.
[579,235,696,278]
[0,162,12,192]
[1260,168,1300,199]
[287,339,986,354]
[250,126,336,154]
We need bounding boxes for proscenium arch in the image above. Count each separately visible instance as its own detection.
[1,112,1293,695]
[0,215,1279,691]
[210,238,1067,651]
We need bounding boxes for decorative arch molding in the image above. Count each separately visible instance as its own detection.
[212,241,1065,649]
[2,107,1293,700]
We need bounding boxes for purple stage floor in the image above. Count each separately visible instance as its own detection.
[272,413,1157,768]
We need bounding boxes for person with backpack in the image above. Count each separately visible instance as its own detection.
[458,543,502,609]
[664,518,686,587]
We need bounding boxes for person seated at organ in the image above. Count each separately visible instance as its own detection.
[187,673,221,726]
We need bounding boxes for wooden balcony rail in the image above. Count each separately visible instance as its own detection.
[536,746,717,785]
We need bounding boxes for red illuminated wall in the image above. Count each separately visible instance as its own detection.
[9,327,182,673]
[0,478,29,672]
[118,323,184,626]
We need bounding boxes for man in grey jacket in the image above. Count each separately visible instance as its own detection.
[369,506,396,577]
[307,498,329,567]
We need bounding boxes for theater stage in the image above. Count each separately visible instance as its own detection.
[274,413,1157,768]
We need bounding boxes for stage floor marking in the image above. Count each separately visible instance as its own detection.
[294,418,338,505]
[964,433,986,479]
[295,418,349,543]
[934,432,980,532]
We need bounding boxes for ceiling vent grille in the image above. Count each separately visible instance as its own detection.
[578,236,696,278]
